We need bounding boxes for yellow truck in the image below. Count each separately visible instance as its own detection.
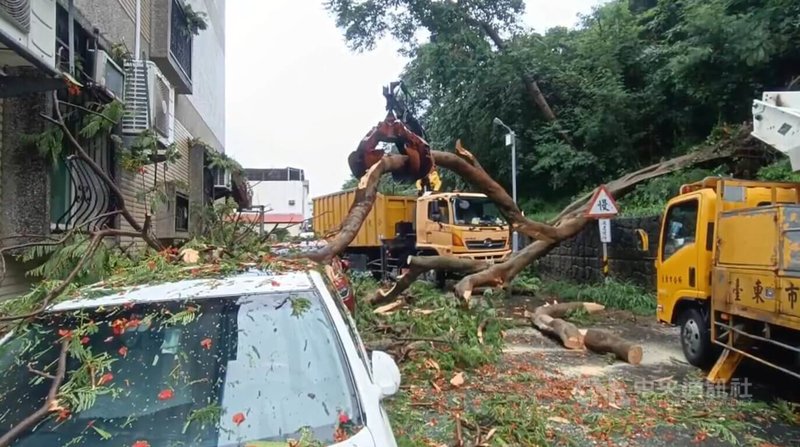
[313,190,512,283]
[652,91,800,382]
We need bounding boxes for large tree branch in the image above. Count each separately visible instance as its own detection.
[448,134,746,301]
[0,228,146,322]
[306,155,409,263]
[0,339,69,447]
[371,256,488,305]
[48,92,162,251]
[433,142,569,243]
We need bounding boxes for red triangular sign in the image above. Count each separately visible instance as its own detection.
[585,185,619,218]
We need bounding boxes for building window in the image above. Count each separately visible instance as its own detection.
[288,200,296,206]
[175,193,190,232]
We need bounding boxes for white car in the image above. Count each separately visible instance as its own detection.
[0,269,400,447]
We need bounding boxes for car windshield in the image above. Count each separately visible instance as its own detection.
[0,291,363,446]
[452,196,506,227]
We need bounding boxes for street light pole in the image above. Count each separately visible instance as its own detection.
[493,117,519,253]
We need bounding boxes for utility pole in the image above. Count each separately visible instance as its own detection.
[493,117,519,253]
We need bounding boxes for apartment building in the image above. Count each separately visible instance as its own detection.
[0,0,244,299]
[244,167,311,236]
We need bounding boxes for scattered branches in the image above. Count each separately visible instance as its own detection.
[0,339,69,447]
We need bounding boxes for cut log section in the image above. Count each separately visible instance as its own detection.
[526,302,605,350]
[531,312,582,350]
[582,328,643,365]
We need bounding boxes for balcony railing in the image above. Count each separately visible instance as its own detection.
[51,134,118,233]
[169,0,193,82]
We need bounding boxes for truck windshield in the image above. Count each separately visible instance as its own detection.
[0,292,362,447]
[452,196,506,227]
[662,199,699,260]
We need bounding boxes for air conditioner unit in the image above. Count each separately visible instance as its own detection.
[212,166,232,189]
[0,0,57,71]
[121,60,175,148]
[90,49,125,100]
[148,62,175,147]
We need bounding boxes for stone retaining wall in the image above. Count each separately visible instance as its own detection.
[531,215,662,289]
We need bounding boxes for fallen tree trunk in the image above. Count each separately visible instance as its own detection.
[526,302,606,350]
[307,155,408,264]
[310,127,752,304]
[583,329,643,365]
[531,312,582,349]
[371,255,488,306]
[524,303,643,364]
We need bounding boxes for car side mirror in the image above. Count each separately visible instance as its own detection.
[371,350,401,399]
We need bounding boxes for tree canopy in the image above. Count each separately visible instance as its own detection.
[326,0,800,209]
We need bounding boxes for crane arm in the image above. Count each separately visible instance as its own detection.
[752,91,800,170]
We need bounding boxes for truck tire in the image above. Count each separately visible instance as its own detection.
[678,307,715,368]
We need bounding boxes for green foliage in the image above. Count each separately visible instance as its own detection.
[539,278,656,315]
[181,3,209,36]
[328,0,800,205]
[201,142,244,175]
[21,126,64,164]
[756,159,800,182]
[20,234,120,287]
[619,166,725,216]
[341,174,419,196]
[78,101,125,140]
[119,130,181,173]
[510,267,542,294]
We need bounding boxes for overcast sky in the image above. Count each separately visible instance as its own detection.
[225,0,607,199]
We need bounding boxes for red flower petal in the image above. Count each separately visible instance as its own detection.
[57,329,72,339]
[98,373,114,386]
[118,346,128,357]
[338,412,350,424]
[200,338,212,350]
[157,389,174,400]
[232,412,245,426]
[56,409,71,422]
[132,441,150,447]
[80,336,90,345]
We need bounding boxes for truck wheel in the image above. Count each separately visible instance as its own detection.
[679,307,715,368]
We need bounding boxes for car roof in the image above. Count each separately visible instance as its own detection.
[49,270,319,312]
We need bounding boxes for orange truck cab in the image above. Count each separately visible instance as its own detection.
[313,190,511,284]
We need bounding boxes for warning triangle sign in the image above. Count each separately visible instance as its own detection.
[585,185,619,218]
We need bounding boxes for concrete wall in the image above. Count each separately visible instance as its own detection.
[74,0,152,58]
[534,215,662,289]
[249,180,310,217]
[0,72,52,299]
[177,0,225,151]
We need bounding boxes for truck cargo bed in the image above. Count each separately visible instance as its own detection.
[313,190,416,248]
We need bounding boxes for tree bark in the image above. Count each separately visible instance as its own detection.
[307,155,409,264]
[371,255,488,306]
[526,302,605,350]
[531,312,582,349]
[0,340,69,447]
[583,329,643,365]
